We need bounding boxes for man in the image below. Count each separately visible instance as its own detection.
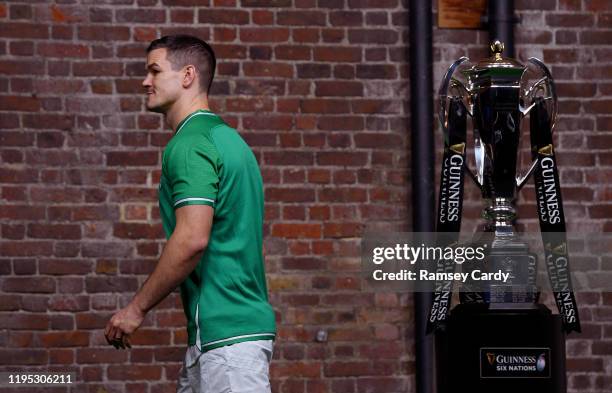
[104,35,276,393]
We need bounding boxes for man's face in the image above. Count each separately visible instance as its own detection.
[142,48,183,114]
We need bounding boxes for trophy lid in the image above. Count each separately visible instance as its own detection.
[468,40,525,89]
[475,41,525,70]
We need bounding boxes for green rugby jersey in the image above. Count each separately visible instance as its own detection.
[158,109,276,352]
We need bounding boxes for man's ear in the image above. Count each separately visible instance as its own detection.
[182,65,197,89]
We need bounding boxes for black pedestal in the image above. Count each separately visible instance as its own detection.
[436,303,566,393]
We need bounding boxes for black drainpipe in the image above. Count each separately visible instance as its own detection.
[487,0,517,57]
[409,1,435,393]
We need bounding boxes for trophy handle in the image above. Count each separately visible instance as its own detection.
[439,57,472,140]
[516,57,558,190]
[516,159,538,190]
[439,57,482,187]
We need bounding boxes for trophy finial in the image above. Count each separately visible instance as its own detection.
[491,40,504,61]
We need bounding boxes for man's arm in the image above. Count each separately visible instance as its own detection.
[104,204,213,349]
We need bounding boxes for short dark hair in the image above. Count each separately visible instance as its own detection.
[147,35,216,94]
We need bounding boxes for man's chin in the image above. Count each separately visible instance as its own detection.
[145,101,166,114]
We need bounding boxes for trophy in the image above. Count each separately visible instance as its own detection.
[429,41,580,393]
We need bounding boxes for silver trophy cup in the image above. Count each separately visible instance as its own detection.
[439,41,558,304]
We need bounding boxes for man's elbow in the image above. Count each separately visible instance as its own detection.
[174,231,209,258]
[187,236,208,255]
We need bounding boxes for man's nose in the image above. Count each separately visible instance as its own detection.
[142,75,151,88]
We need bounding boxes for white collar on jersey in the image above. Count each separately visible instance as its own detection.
[175,110,216,135]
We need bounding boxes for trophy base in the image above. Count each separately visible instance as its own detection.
[436,303,566,393]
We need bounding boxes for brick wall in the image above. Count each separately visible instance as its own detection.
[0,0,610,392]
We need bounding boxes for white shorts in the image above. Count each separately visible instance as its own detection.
[176,340,274,393]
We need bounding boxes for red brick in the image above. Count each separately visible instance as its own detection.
[317,152,368,166]
[85,276,138,293]
[327,133,350,148]
[66,97,119,113]
[226,97,274,112]
[75,312,113,330]
[199,9,248,24]
[0,241,53,257]
[77,348,129,364]
[3,277,55,293]
[272,223,321,238]
[265,151,313,166]
[241,0,291,6]
[348,0,397,7]
[0,59,44,75]
[292,28,319,43]
[50,349,74,364]
[348,29,399,44]
[129,329,171,345]
[0,95,40,111]
[2,224,25,239]
[40,259,92,276]
[74,61,123,77]
[0,349,48,365]
[211,44,245,59]
[171,9,194,23]
[267,188,316,202]
[585,0,611,11]
[557,83,597,98]
[243,61,293,78]
[34,79,85,94]
[116,9,166,23]
[278,11,326,26]
[297,63,331,78]
[0,168,38,183]
[58,277,85,294]
[516,0,556,9]
[78,26,130,41]
[282,168,306,181]
[323,222,363,238]
[516,29,553,44]
[39,331,89,347]
[319,187,367,202]
[576,65,612,79]
[8,41,33,56]
[330,11,363,26]
[282,257,325,270]
[113,223,163,239]
[325,361,371,377]
[276,45,312,60]
[315,81,363,96]
[0,22,48,38]
[567,358,604,372]
[356,64,397,79]
[598,13,612,27]
[240,28,290,42]
[271,362,321,378]
[89,7,112,22]
[356,377,407,392]
[108,364,163,380]
[27,223,81,240]
[37,43,89,58]
[243,115,291,129]
[283,294,320,306]
[106,151,158,166]
[546,13,595,27]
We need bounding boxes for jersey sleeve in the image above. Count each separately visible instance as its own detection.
[166,137,219,210]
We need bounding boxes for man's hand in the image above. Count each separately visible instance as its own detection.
[102,205,213,350]
[104,302,145,350]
